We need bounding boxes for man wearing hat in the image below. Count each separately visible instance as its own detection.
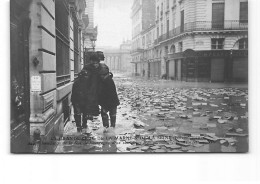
[77,53,102,133]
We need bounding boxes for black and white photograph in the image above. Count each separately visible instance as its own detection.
[10,0,249,154]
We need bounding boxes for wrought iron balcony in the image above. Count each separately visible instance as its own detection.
[158,20,248,44]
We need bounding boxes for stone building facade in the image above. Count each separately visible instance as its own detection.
[132,0,248,82]
[10,0,89,152]
[131,0,156,76]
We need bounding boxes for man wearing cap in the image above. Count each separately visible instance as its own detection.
[71,69,91,133]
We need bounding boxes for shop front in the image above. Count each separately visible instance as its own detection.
[168,49,248,83]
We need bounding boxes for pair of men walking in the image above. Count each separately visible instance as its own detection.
[71,52,120,134]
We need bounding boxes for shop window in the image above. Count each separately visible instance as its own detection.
[211,38,224,50]
[55,0,70,87]
[239,38,248,49]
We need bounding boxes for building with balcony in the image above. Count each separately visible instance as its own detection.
[154,0,248,82]
[10,0,89,153]
[131,0,156,76]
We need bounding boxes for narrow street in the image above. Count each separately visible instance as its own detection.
[54,74,248,153]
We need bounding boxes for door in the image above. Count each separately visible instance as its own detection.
[186,58,196,82]
[10,0,31,153]
[198,58,210,82]
[232,58,248,82]
[168,60,175,79]
[212,3,225,29]
[211,58,225,82]
[175,60,178,79]
[166,61,169,78]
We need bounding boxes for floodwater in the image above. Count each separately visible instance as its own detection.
[54,74,248,153]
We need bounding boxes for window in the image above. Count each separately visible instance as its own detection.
[239,38,248,49]
[212,3,225,29]
[161,3,163,17]
[172,11,176,28]
[178,42,183,52]
[73,16,80,78]
[167,19,169,38]
[180,10,184,32]
[167,0,169,9]
[165,46,168,55]
[170,45,176,53]
[211,38,224,50]
[157,6,159,20]
[240,2,248,23]
[55,0,70,87]
[161,23,163,35]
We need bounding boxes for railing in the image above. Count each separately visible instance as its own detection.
[157,20,248,44]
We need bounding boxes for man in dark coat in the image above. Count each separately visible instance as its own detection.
[71,54,101,133]
[98,65,120,130]
[82,57,101,117]
[71,70,91,132]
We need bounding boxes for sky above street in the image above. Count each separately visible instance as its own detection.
[94,0,133,48]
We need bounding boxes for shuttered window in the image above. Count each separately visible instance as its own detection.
[240,2,248,23]
[212,3,225,29]
[55,0,70,87]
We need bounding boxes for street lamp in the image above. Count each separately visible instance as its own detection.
[90,35,96,51]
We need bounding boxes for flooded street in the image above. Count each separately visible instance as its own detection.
[55,74,248,153]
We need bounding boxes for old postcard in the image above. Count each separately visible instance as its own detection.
[10,0,248,153]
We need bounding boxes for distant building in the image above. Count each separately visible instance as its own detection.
[119,40,132,73]
[132,0,248,82]
[83,0,98,52]
[98,40,132,74]
[131,0,156,76]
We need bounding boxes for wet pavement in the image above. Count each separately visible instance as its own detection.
[55,74,248,153]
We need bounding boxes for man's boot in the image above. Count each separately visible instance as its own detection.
[82,115,88,129]
[74,115,82,132]
[101,109,109,128]
[110,115,116,128]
